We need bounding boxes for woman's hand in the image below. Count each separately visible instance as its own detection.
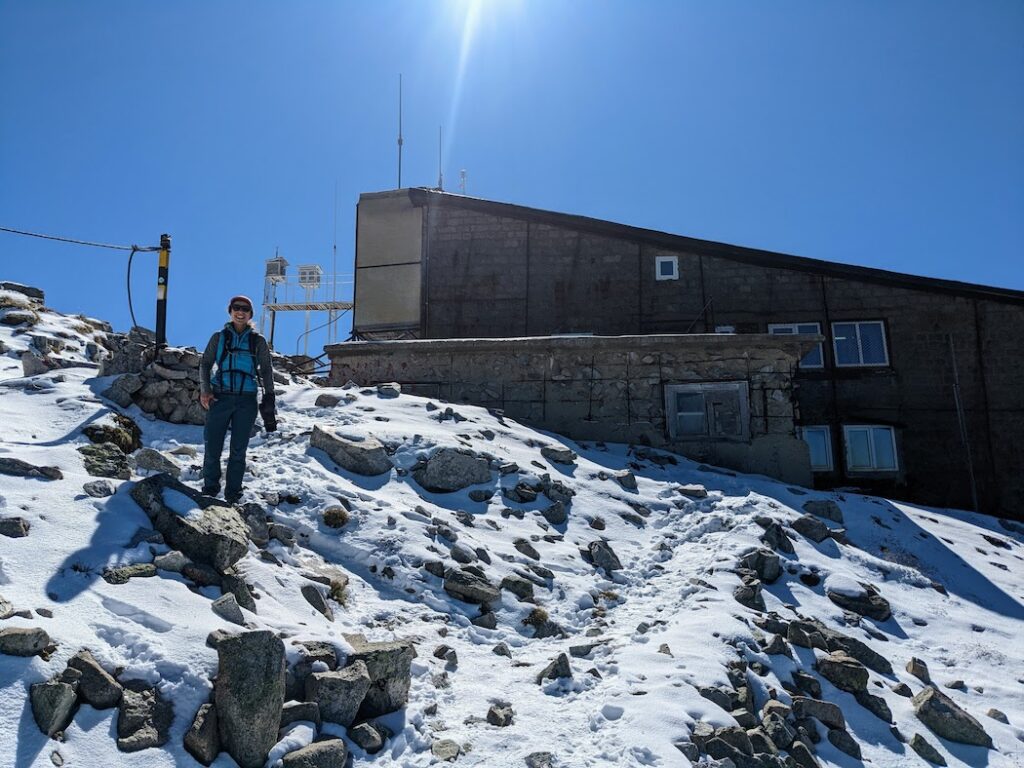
[200,393,215,410]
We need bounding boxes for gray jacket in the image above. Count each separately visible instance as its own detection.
[199,324,275,397]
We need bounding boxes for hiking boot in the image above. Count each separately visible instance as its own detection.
[225,490,242,504]
[201,485,220,498]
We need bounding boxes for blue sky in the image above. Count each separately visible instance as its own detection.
[1,1,1021,355]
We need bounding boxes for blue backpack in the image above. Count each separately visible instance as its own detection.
[214,327,260,394]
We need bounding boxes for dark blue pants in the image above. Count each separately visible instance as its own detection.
[202,392,258,497]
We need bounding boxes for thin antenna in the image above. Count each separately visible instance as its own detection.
[459,169,467,195]
[437,126,443,191]
[331,181,338,343]
[397,74,404,189]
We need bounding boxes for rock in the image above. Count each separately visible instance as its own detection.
[739,548,781,583]
[306,661,372,727]
[613,470,637,490]
[525,753,554,768]
[0,516,31,538]
[540,446,576,465]
[0,281,44,300]
[315,393,342,408]
[791,514,832,543]
[536,653,572,683]
[309,426,393,476]
[826,583,891,621]
[714,726,753,755]
[539,501,567,525]
[733,580,766,611]
[215,631,286,768]
[0,309,39,326]
[300,584,334,621]
[912,686,993,748]
[83,479,115,497]
[78,443,132,479]
[759,521,795,554]
[789,739,821,768]
[762,712,797,750]
[0,457,63,480]
[487,703,515,726]
[815,622,893,674]
[792,697,844,729]
[762,634,791,657]
[891,682,913,697]
[280,701,321,729]
[221,574,256,613]
[281,738,348,767]
[791,670,822,698]
[31,678,78,737]
[130,474,249,572]
[349,721,388,753]
[413,447,491,492]
[802,499,844,523]
[103,563,157,585]
[987,708,1009,723]
[0,594,12,620]
[854,689,893,722]
[133,448,181,477]
[239,503,270,546]
[343,634,416,718]
[907,656,931,684]
[677,483,708,499]
[67,649,122,708]
[588,540,622,573]
[0,626,50,656]
[501,574,535,601]
[827,727,861,758]
[909,733,947,765]
[514,538,541,560]
[444,568,501,604]
[815,651,869,692]
[431,739,461,761]
[184,703,220,766]
[116,680,173,752]
[212,594,246,625]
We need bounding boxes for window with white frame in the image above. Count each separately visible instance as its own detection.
[655,255,679,281]
[843,425,898,471]
[665,382,750,441]
[832,320,889,367]
[799,425,833,471]
[769,322,824,368]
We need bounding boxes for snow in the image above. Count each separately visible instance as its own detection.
[162,488,203,519]
[1,295,1024,767]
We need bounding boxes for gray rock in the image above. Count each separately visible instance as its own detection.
[306,661,371,727]
[987,708,1009,723]
[130,474,249,572]
[536,653,572,684]
[83,479,115,498]
[714,726,753,755]
[102,563,157,585]
[300,584,334,621]
[78,443,132,479]
[0,516,30,538]
[909,733,947,765]
[67,649,122,708]
[525,753,554,768]
[514,538,541,560]
[0,626,50,656]
[733,580,766,611]
[133,448,181,477]
[116,680,173,752]
[826,583,891,621]
[487,703,515,726]
[221,574,257,613]
[184,703,220,766]
[759,520,795,553]
[376,382,401,398]
[0,457,63,480]
[31,678,78,737]
[677,483,708,499]
[215,631,286,768]
[431,739,461,761]
[907,656,931,684]
[281,738,348,768]
[739,548,781,583]
[762,712,797,750]
[0,281,44,300]
[314,393,342,408]
[788,739,821,768]
[815,621,893,674]
[349,722,387,753]
[413,447,491,492]
[280,701,321,729]
[803,499,844,523]
[791,670,822,698]
[212,594,246,625]
[816,651,869,692]
[343,633,416,718]
[443,568,500,604]
[588,540,622,573]
[501,574,535,601]
[539,501,567,525]
[0,593,11,620]
[761,634,791,657]
[912,686,992,748]
[826,727,861,758]
[540,446,576,465]
[854,689,893,722]
[791,514,831,542]
[309,425,393,476]
[792,697,844,729]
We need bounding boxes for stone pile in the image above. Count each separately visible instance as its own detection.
[102,342,208,425]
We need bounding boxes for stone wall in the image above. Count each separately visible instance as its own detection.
[327,334,815,485]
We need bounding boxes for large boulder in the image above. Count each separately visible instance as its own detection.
[31,676,78,737]
[739,548,781,583]
[309,426,393,476]
[130,474,249,572]
[117,680,173,752]
[826,582,892,621]
[184,703,220,766]
[912,687,993,748]
[0,626,50,656]
[443,568,501,605]
[343,634,416,718]
[215,631,286,768]
[588,540,622,573]
[815,651,869,692]
[792,697,845,729]
[413,448,492,492]
[0,457,62,481]
[67,649,123,708]
[282,739,348,767]
[79,443,132,479]
[305,661,371,727]
[133,448,181,478]
[802,499,844,523]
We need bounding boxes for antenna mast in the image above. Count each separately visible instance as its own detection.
[437,125,443,191]
[397,74,404,189]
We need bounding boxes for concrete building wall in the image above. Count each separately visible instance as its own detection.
[327,334,815,485]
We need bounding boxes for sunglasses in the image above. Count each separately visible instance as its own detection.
[230,304,252,313]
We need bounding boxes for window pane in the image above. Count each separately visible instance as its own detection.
[800,345,823,368]
[659,260,672,276]
[871,428,897,470]
[770,326,795,335]
[796,323,820,335]
[676,392,703,414]
[847,428,872,469]
[833,323,859,365]
[678,413,706,435]
[802,428,830,470]
[710,401,740,437]
[859,323,887,364]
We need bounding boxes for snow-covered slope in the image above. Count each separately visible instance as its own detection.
[1,289,1023,768]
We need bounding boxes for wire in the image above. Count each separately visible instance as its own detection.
[127,247,140,331]
[0,225,160,252]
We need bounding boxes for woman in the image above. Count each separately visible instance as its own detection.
[198,294,276,502]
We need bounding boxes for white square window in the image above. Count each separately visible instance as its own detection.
[832,320,889,367]
[665,382,750,442]
[798,425,833,471]
[655,255,679,281]
[843,425,898,471]
[769,322,824,368]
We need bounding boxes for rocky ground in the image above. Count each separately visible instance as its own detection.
[2,280,1024,768]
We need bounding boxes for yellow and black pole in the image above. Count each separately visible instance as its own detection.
[155,233,171,348]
